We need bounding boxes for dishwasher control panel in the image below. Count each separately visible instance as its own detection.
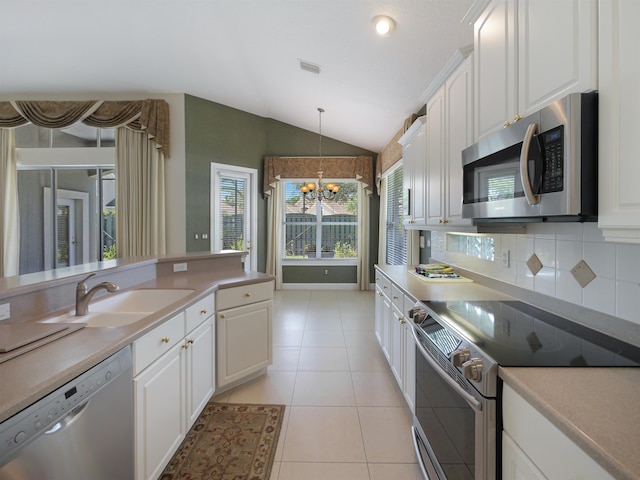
[0,348,126,466]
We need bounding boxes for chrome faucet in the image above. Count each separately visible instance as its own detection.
[75,273,119,316]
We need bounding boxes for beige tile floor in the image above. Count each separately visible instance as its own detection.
[212,289,423,480]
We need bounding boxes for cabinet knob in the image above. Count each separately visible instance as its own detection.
[161,337,170,344]
[400,319,406,325]
[182,343,189,350]
[220,313,226,319]
[503,120,512,128]
[393,295,398,300]
[200,309,207,315]
[513,114,523,122]
[187,339,194,344]
[244,293,251,297]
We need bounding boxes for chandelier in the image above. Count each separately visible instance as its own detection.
[299,107,340,202]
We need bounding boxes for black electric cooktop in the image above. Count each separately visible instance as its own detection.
[422,300,640,367]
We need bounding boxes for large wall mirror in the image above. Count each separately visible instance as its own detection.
[14,124,116,276]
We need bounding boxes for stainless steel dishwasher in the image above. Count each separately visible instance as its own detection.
[0,346,134,480]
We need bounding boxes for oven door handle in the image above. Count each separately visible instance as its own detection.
[520,122,540,206]
[411,325,483,412]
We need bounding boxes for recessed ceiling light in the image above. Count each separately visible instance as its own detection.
[372,15,395,36]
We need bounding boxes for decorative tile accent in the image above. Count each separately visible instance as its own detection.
[571,259,597,288]
[526,253,543,276]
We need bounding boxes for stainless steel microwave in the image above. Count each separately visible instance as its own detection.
[461,92,598,222]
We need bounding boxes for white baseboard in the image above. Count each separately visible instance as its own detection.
[282,283,360,290]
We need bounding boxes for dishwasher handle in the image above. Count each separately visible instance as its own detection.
[43,401,90,435]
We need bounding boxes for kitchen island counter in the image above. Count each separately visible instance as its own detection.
[0,252,273,423]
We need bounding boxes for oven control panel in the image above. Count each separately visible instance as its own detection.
[410,302,498,397]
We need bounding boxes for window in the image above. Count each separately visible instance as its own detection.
[15,124,115,148]
[283,180,358,260]
[17,167,116,274]
[385,165,407,265]
[446,233,495,261]
[13,124,116,274]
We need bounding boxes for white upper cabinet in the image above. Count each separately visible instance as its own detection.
[474,0,517,139]
[426,54,474,228]
[598,0,640,243]
[399,118,427,228]
[426,86,446,226]
[474,0,597,140]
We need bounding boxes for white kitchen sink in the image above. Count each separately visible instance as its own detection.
[41,312,150,328]
[89,289,194,313]
[40,289,194,328]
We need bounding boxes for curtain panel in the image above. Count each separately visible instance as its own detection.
[0,129,19,277]
[115,127,166,258]
[375,114,419,192]
[0,99,170,157]
[263,155,374,197]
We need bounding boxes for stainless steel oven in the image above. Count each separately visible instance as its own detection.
[409,306,497,479]
[408,299,640,480]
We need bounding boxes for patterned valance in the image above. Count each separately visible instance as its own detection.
[263,155,374,198]
[0,99,170,157]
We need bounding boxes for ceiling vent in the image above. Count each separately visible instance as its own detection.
[299,59,321,74]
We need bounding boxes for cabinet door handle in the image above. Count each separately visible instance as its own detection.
[513,114,523,122]
[200,309,207,315]
[503,120,512,128]
[161,337,170,344]
[244,292,251,298]
[187,339,194,344]
[182,343,189,350]
[383,285,388,289]
[393,295,398,300]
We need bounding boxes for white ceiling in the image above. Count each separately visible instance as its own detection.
[0,0,475,152]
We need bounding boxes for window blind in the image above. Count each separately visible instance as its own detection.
[385,166,407,265]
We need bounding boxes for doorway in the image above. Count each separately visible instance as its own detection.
[210,163,258,271]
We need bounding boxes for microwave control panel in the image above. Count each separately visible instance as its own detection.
[541,126,564,193]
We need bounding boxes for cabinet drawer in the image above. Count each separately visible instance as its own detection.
[185,293,215,333]
[375,272,391,295]
[216,281,273,311]
[133,312,185,376]
[390,284,404,310]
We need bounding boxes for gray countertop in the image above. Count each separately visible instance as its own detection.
[500,367,640,480]
[0,258,273,423]
[376,264,640,480]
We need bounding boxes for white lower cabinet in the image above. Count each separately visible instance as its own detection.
[502,383,614,479]
[216,282,273,389]
[134,340,185,480]
[374,268,416,414]
[133,295,215,480]
[401,294,416,413]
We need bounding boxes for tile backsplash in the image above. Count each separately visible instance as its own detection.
[431,223,640,327]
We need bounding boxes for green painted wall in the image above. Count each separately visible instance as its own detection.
[184,94,379,281]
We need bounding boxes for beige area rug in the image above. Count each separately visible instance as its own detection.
[160,402,285,480]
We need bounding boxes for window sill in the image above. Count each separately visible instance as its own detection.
[283,259,358,267]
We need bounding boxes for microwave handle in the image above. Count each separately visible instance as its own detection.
[520,123,540,206]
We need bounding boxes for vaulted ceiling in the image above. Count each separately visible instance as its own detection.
[0,0,474,152]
